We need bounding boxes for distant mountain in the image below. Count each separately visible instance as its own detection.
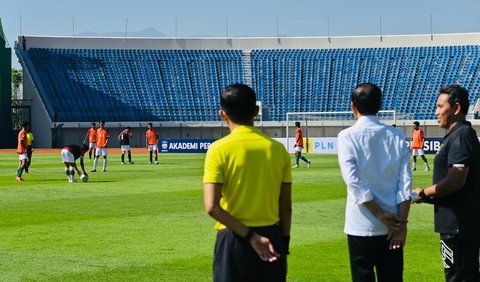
[129,27,167,37]
[76,27,167,37]
[76,31,100,36]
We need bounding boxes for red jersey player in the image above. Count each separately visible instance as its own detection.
[92,120,109,172]
[411,121,430,171]
[83,122,97,161]
[146,123,159,164]
[293,121,311,168]
[16,122,29,182]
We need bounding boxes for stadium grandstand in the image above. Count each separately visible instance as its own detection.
[14,33,480,148]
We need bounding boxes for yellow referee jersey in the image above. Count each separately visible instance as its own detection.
[203,125,292,230]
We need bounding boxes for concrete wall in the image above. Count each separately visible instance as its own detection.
[19,33,480,51]
[47,119,480,150]
[20,62,52,148]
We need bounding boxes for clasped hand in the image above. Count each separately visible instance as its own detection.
[379,212,407,250]
[249,232,281,262]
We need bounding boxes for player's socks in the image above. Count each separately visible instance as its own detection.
[301,156,309,163]
[295,157,300,166]
[65,168,70,182]
[93,158,98,170]
[128,152,132,163]
[17,167,24,177]
[121,154,125,163]
[70,167,75,182]
[103,159,107,171]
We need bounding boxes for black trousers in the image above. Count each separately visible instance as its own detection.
[26,146,33,168]
[213,225,287,282]
[347,235,403,282]
[440,233,480,282]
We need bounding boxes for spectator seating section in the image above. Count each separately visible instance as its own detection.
[24,48,245,122]
[251,46,480,120]
[22,45,480,122]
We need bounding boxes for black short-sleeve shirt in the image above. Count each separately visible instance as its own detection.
[432,121,480,234]
[119,132,130,145]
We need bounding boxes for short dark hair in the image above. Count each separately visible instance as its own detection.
[439,84,469,115]
[22,121,29,128]
[413,121,420,126]
[91,122,96,126]
[99,120,105,124]
[295,122,301,127]
[220,84,257,124]
[147,122,152,126]
[351,83,382,115]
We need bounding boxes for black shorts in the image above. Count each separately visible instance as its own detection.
[213,225,287,282]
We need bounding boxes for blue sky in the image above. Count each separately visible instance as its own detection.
[2,0,480,67]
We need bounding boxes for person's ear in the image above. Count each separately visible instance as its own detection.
[254,105,260,116]
[453,102,462,115]
[351,102,359,118]
[219,109,228,121]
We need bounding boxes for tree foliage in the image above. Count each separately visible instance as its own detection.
[11,68,22,103]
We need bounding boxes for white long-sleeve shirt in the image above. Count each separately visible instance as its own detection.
[337,115,412,236]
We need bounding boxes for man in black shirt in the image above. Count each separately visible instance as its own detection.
[118,127,134,164]
[414,84,480,282]
[61,144,89,183]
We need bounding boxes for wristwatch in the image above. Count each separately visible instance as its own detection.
[419,189,428,200]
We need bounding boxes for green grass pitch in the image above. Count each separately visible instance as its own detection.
[0,152,443,281]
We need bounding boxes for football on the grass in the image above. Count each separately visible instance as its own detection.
[80,174,89,182]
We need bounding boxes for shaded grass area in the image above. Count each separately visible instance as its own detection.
[0,153,442,281]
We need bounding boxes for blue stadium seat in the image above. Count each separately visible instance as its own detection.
[21,45,480,122]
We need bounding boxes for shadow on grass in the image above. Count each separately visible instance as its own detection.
[24,179,117,184]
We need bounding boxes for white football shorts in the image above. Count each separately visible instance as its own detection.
[61,149,75,163]
[95,147,108,156]
[412,148,425,156]
[18,153,28,161]
[294,146,303,153]
[148,144,158,152]
[121,145,131,152]
[89,142,96,149]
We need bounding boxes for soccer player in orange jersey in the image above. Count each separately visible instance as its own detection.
[411,121,430,171]
[92,120,109,172]
[293,121,311,168]
[146,123,159,164]
[16,122,29,182]
[83,122,97,161]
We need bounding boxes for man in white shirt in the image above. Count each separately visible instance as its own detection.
[337,83,412,282]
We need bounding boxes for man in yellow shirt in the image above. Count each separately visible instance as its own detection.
[25,130,34,173]
[203,84,292,281]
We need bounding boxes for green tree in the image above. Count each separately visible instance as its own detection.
[11,68,22,105]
